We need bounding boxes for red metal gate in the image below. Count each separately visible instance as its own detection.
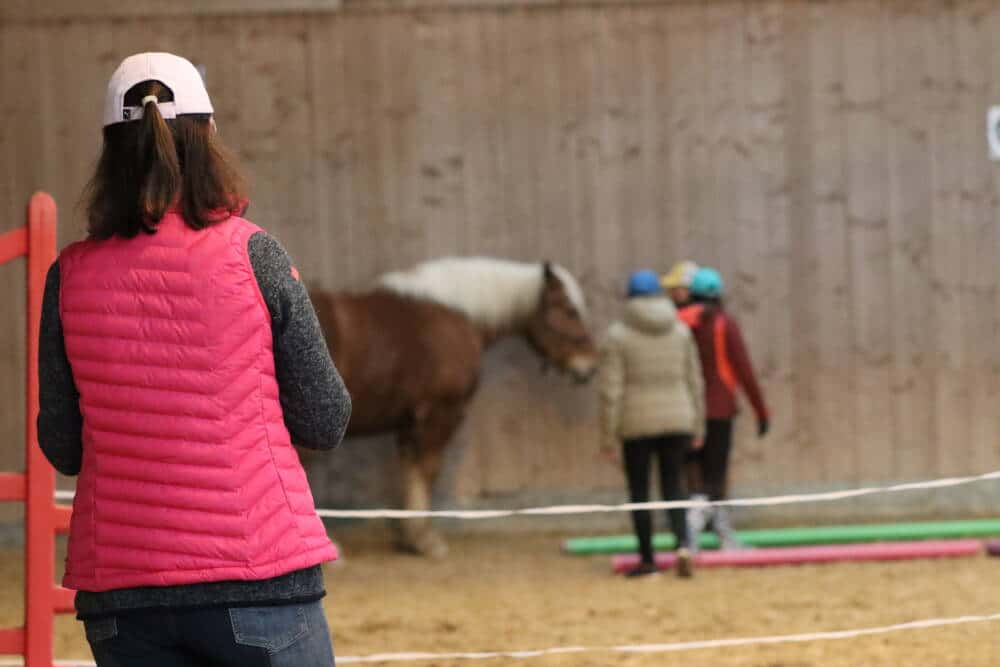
[0,192,74,667]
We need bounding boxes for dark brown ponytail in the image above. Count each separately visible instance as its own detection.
[135,82,182,232]
[85,80,246,240]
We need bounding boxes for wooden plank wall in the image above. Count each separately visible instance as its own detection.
[2,0,999,521]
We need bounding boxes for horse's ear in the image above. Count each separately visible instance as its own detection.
[543,261,556,283]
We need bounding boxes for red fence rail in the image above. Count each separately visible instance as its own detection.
[0,192,73,667]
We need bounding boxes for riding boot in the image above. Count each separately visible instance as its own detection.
[713,507,747,551]
[686,494,710,554]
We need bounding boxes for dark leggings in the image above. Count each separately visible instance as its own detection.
[687,419,734,500]
[623,434,691,565]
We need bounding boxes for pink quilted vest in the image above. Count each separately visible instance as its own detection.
[58,211,337,592]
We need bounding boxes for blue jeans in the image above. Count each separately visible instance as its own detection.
[84,600,335,666]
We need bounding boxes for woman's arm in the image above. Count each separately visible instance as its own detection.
[725,316,769,425]
[248,232,351,450]
[598,328,625,456]
[37,262,84,476]
[684,329,705,441]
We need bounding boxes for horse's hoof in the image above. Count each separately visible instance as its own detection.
[414,530,449,559]
[422,537,449,559]
[397,532,449,559]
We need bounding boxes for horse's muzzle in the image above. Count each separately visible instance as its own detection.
[567,356,597,384]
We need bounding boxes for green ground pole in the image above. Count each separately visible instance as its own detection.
[562,519,1000,555]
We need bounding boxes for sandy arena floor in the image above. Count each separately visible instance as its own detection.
[1,529,998,666]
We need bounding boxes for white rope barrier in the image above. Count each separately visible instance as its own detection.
[334,613,1000,663]
[41,473,1000,665]
[3,612,997,666]
[313,469,1000,519]
[53,469,1000,518]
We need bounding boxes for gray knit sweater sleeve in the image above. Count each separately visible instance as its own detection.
[247,231,351,450]
[38,263,83,476]
[37,233,351,476]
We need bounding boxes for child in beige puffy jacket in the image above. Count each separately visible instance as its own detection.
[600,270,704,578]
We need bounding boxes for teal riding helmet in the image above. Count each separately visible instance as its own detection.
[690,267,724,299]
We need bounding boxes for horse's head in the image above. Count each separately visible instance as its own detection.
[525,263,598,384]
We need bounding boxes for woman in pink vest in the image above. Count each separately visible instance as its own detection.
[37,52,350,667]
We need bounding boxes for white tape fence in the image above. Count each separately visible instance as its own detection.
[2,612,998,666]
[55,469,1000,518]
[336,612,1000,663]
[44,470,1000,664]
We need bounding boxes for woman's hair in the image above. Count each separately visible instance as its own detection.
[691,295,723,324]
[85,80,246,240]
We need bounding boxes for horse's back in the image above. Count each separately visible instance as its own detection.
[312,289,484,434]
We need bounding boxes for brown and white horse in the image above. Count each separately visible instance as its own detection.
[311,258,598,556]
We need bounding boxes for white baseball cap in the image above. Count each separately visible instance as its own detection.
[103,52,213,127]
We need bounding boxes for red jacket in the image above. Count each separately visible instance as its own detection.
[679,304,768,422]
[58,212,337,592]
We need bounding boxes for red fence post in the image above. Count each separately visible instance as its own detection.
[0,222,29,658]
[24,192,58,667]
[0,193,68,666]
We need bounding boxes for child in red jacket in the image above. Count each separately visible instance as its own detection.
[679,268,769,551]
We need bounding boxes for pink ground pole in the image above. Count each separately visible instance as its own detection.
[985,540,1000,557]
[612,540,983,574]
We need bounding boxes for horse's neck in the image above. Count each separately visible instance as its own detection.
[379,259,543,337]
[463,266,541,341]
[478,319,529,348]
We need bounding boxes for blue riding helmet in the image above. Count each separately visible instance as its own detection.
[690,267,724,299]
[627,270,663,297]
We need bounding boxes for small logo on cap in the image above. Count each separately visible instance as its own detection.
[123,108,133,120]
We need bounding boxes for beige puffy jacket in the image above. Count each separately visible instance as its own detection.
[599,296,705,450]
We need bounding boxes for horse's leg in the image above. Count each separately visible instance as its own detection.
[397,440,445,558]
[396,401,466,558]
[395,421,432,556]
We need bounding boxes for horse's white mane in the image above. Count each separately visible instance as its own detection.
[377,257,586,332]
